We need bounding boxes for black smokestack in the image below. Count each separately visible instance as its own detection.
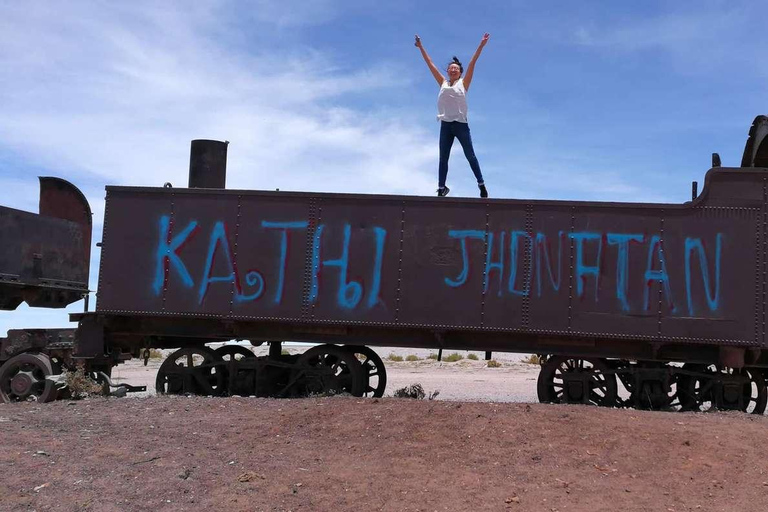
[189,139,228,189]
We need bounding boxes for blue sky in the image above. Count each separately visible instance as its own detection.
[1,0,766,332]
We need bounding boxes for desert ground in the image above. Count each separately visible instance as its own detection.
[1,345,766,511]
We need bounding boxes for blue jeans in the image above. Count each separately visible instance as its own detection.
[438,121,484,189]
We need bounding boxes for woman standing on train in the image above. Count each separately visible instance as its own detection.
[415,33,490,198]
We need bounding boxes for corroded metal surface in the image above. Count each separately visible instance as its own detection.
[95,164,766,350]
[0,178,91,310]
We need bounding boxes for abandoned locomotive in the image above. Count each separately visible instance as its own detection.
[2,116,768,413]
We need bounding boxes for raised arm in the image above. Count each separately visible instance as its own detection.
[463,33,490,92]
[414,35,445,86]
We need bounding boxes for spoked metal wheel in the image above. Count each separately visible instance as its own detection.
[214,345,256,361]
[342,345,387,397]
[155,347,225,396]
[680,364,767,414]
[214,345,257,396]
[617,362,682,411]
[295,344,365,397]
[537,356,617,407]
[0,353,59,403]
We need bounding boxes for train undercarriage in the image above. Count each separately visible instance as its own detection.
[0,338,765,415]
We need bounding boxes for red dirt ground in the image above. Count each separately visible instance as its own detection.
[1,396,766,511]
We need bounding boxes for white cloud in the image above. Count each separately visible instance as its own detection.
[0,1,436,333]
[0,2,435,197]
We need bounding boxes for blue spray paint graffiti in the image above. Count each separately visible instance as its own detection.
[307,223,388,309]
[262,221,309,304]
[367,227,387,308]
[508,231,532,296]
[154,217,385,310]
[685,233,722,315]
[569,232,602,301]
[150,213,726,318]
[607,233,644,312]
[535,232,564,297]
[643,235,675,312]
[485,231,505,296]
[311,224,363,309]
[153,216,198,295]
[445,230,485,287]
[199,221,263,304]
[441,228,724,317]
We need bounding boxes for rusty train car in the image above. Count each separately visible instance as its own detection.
[3,116,768,412]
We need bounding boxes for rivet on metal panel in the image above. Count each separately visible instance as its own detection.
[301,197,317,320]
[310,199,323,320]
[479,205,491,327]
[161,193,176,312]
[656,212,665,337]
[394,201,406,322]
[521,204,533,329]
[567,207,575,331]
[228,196,243,315]
[763,180,768,342]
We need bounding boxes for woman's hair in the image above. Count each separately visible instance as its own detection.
[448,56,463,73]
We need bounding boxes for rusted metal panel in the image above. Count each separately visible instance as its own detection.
[0,178,90,310]
[303,196,403,324]
[396,200,487,327]
[659,206,759,343]
[526,206,573,333]
[479,201,527,330]
[568,206,663,339]
[1,328,76,361]
[96,167,768,349]
[96,191,172,312]
[229,194,312,320]
[163,193,241,316]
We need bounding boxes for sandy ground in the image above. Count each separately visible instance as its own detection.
[2,396,768,511]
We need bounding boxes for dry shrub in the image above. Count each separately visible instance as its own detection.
[521,354,541,365]
[443,353,463,362]
[393,384,425,399]
[467,353,479,360]
[427,353,439,360]
[392,383,439,400]
[487,359,502,368]
[65,367,104,399]
[147,348,163,359]
[405,354,420,361]
[387,353,404,362]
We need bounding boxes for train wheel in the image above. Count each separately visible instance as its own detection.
[155,347,225,396]
[342,346,387,398]
[214,345,257,396]
[537,356,617,407]
[681,365,767,414]
[0,353,59,403]
[677,363,706,411]
[295,344,365,397]
[745,368,768,414]
[214,345,256,361]
[626,362,681,411]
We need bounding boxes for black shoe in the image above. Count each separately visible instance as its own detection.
[437,186,450,197]
[479,184,488,198]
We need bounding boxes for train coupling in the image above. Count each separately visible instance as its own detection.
[95,371,147,396]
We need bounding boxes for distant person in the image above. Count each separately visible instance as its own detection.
[415,33,490,198]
